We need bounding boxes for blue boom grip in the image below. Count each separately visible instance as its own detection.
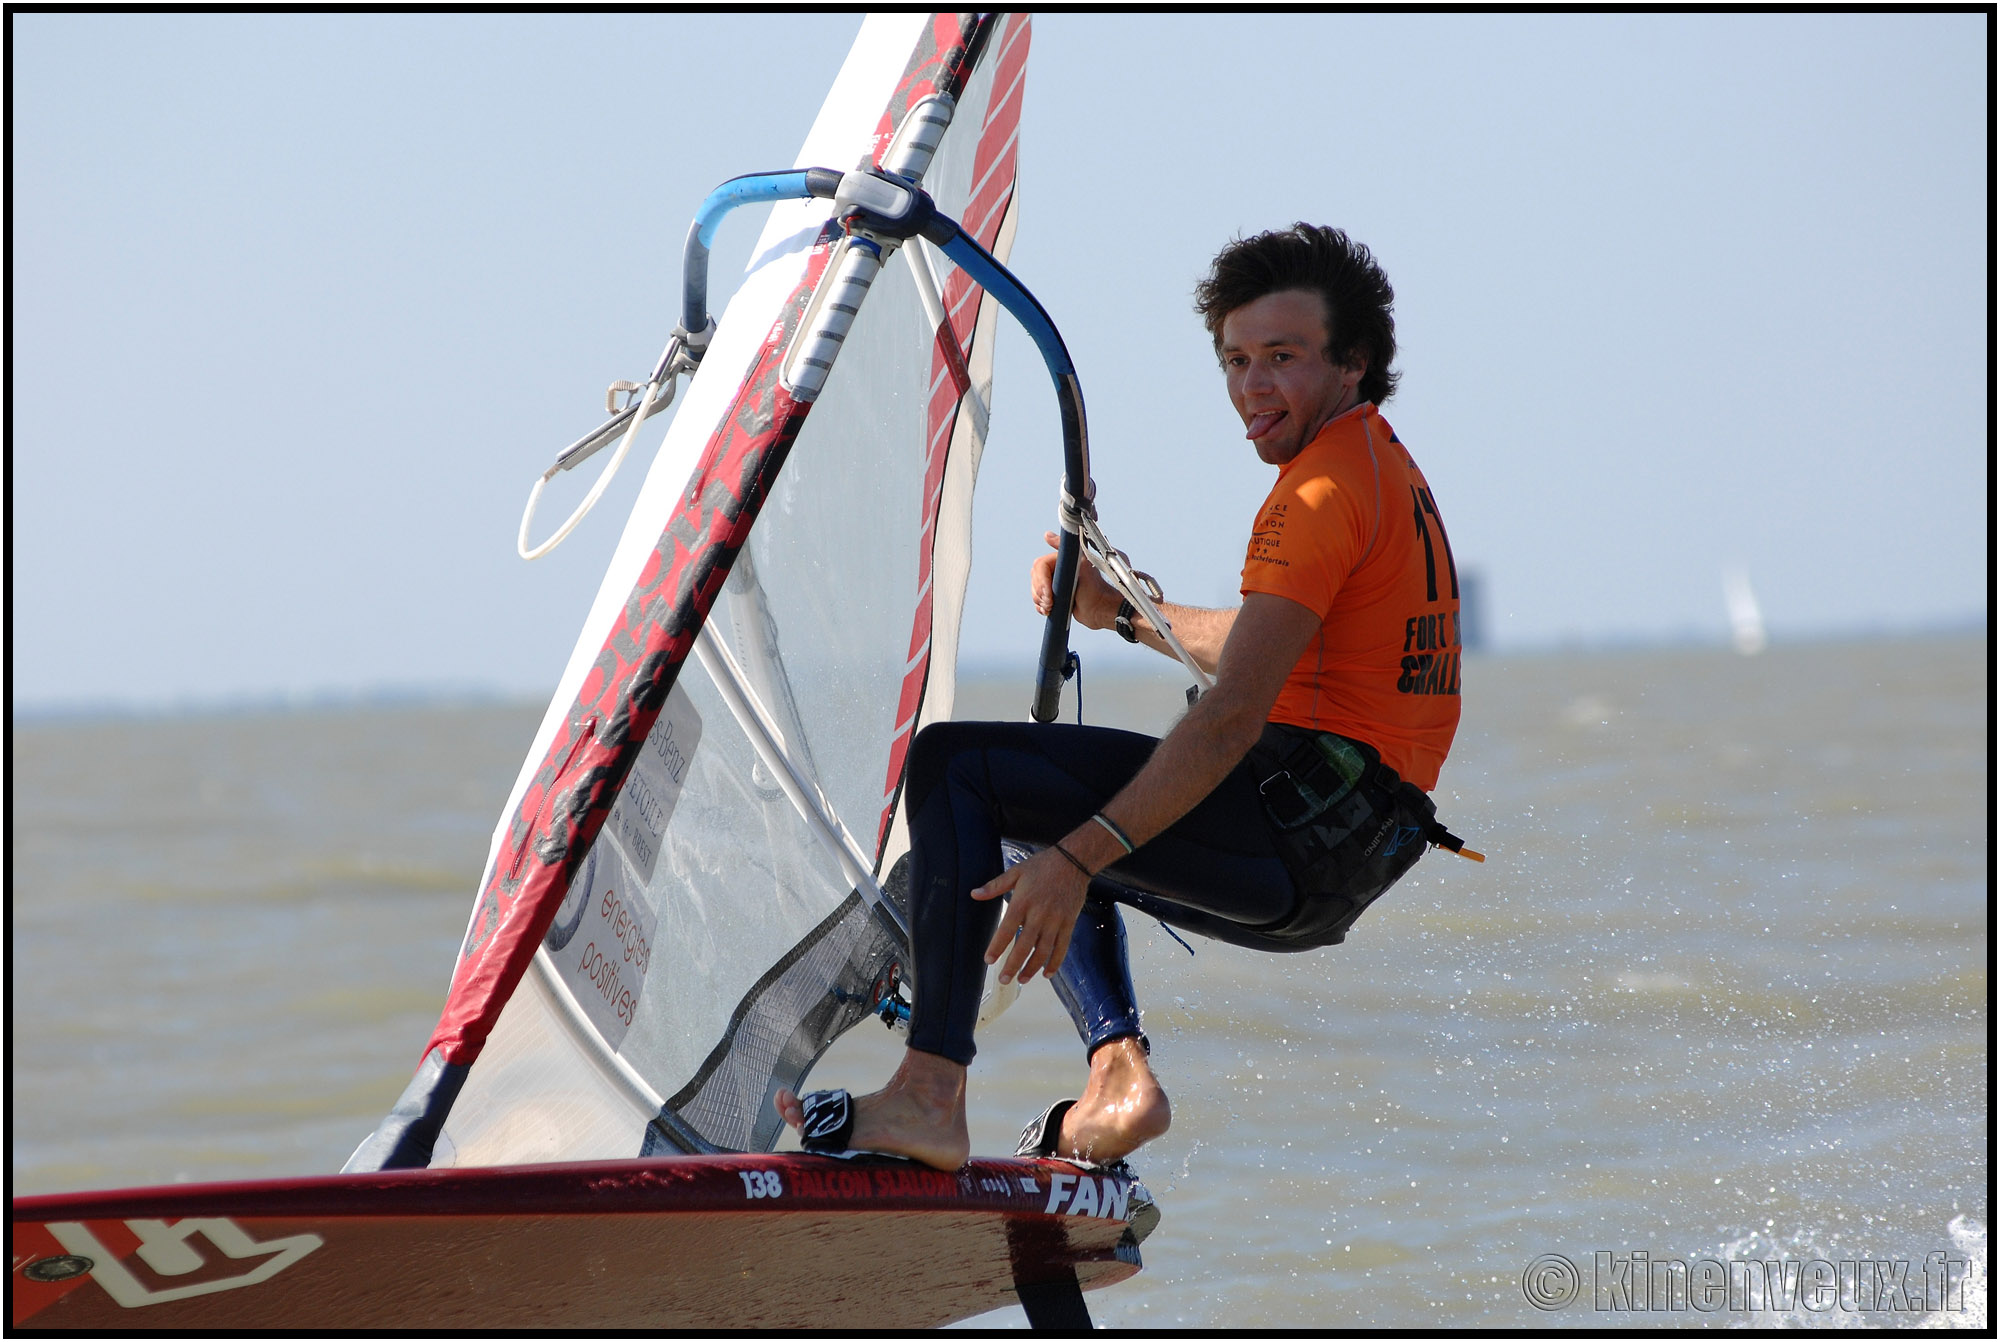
[670,172,1093,723]
[934,225,1092,723]
[935,231,1076,381]
[682,168,843,337]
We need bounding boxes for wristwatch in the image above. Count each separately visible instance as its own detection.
[1114,599,1139,643]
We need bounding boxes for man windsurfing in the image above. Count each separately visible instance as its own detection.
[779,224,1469,1171]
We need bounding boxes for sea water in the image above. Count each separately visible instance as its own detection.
[10,632,1986,1328]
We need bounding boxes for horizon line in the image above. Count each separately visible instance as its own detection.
[11,617,1987,726]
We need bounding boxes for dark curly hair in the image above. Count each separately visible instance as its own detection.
[1194,224,1400,405]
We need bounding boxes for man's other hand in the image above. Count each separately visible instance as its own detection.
[1031,530,1121,627]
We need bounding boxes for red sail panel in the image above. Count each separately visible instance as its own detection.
[874,12,1032,855]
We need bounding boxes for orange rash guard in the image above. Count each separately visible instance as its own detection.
[1238,402,1462,791]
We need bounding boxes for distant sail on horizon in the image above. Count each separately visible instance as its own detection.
[1722,564,1767,656]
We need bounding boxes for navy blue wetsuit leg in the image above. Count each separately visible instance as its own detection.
[901,720,1297,1065]
[1047,892,1142,1057]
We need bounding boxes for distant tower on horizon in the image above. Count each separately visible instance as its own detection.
[1459,568,1487,652]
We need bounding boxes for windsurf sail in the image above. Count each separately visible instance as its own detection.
[1722,564,1767,656]
[347,12,1035,1171]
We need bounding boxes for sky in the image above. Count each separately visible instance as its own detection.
[11,12,1989,713]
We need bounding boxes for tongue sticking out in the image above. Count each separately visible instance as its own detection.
[1246,410,1286,441]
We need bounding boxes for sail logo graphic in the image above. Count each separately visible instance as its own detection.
[551,682,699,1048]
[604,683,703,886]
[31,1218,321,1308]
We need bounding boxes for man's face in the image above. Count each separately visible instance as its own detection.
[1220,288,1366,466]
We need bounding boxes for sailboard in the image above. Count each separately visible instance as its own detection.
[13,12,1151,1331]
[11,1157,1143,1330]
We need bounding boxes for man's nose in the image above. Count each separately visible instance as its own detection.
[1240,359,1274,393]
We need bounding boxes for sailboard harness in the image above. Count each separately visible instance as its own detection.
[515,116,1210,721]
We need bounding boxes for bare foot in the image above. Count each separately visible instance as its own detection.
[775,1048,971,1171]
[1058,1037,1171,1165]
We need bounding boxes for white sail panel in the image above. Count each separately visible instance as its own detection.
[431,958,661,1167]
[432,13,1028,1165]
[459,14,934,912]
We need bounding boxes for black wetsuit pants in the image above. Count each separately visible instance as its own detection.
[902,720,1301,1066]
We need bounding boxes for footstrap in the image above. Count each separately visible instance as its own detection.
[1015,1099,1077,1159]
[797,1089,856,1153]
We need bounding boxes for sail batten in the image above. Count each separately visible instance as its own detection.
[692,624,903,936]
